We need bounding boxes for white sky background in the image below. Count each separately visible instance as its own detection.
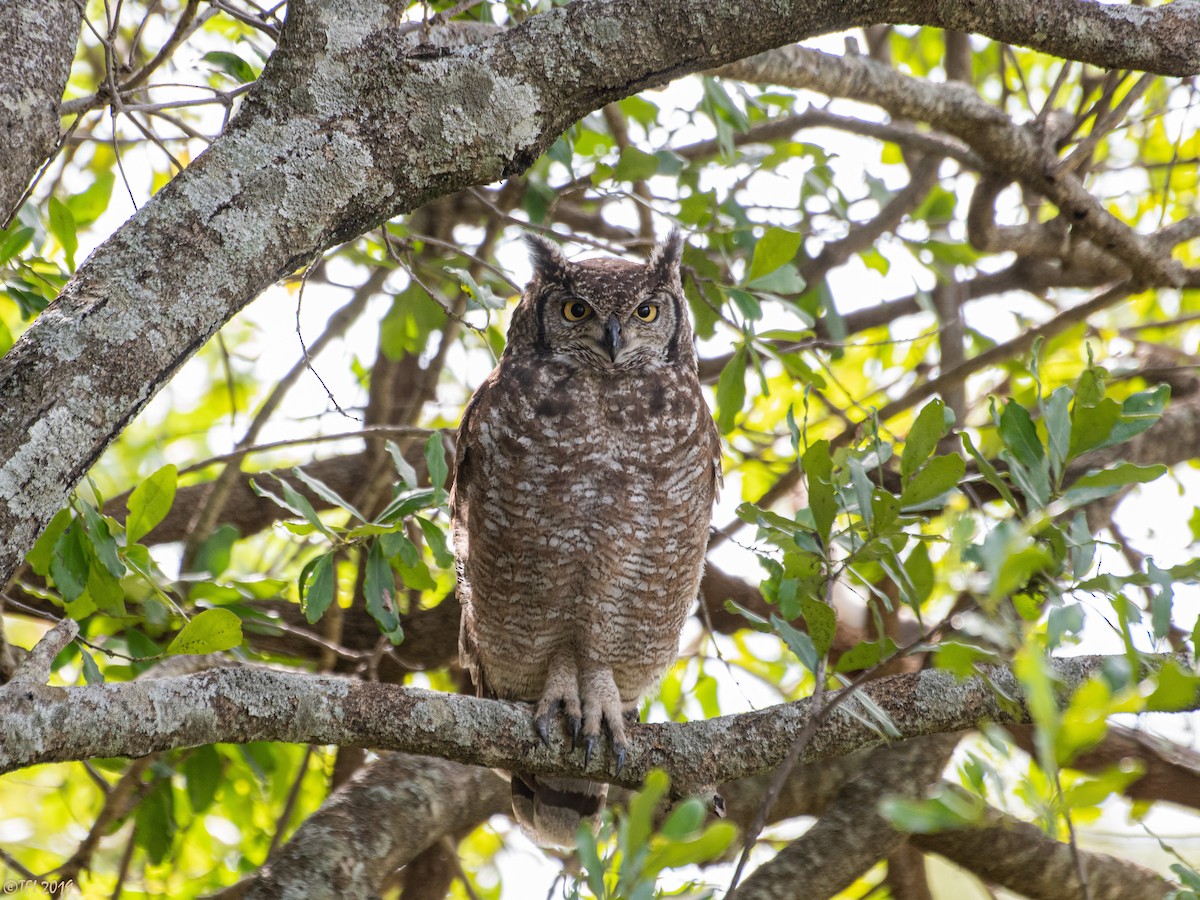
[36,8,1200,897]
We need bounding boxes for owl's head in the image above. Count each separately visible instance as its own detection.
[506,230,696,371]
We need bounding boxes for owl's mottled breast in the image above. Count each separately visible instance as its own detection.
[456,353,716,703]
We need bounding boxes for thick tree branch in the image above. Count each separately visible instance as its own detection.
[2,654,1193,792]
[734,734,960,899]
[912,787,1175,900]
[0,0,82,223]
[240,755,507,900]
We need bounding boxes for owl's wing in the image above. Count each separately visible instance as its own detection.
[450,370,499,699]
[702,390,724,502]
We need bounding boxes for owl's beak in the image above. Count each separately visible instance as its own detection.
[602,314,622,363]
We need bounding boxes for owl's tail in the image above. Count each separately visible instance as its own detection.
[510,772,606,849]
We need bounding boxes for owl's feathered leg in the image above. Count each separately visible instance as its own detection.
[517,650,603,849]
[534,650,582,748]
[579,666,632,774]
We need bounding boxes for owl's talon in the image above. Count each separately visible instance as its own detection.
[614,746,626,777]
[535,714,552,748]
[583,733,598,768]
[569,715,582,750]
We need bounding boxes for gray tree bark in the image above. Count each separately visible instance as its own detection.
[2,648,1192,785]
[0,1,81,223]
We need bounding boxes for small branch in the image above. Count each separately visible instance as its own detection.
[717,46,1183,288]
[9,619,79,686]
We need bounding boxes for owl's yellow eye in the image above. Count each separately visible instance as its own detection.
[562,300,593,321]
[635,303,659,322]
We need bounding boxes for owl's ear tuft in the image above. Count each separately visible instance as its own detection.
[524,233,570,282]
[647,228,684,285]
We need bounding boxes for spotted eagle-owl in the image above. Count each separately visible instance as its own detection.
[451,229,721,848]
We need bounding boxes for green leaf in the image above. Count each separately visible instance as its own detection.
[745,262,806,294]
[904,541,934,607]
[879,788,983,833]
[1148,562,1175,641]
[27,507,73,576]
[576,819,606,899]
[1069,397,1122,458]
[1106,384,1170,447]
[934,641,994,677]
[80,649,104,684]
[48,196,77,270]
[135,780,176,865]
[800,596,836,657]
[1062,765,1146,811]
[381,530,420,567]
[1044,387,1072,481]
[659,796,705,839]
[364,540,400,633]
[194,524,239,577]
[252,476,332,538]
[202,50,257,83]
[66,172,115,226]
[88,563,126,616]
[612,146,659,182]
[80,502,124,578]
[899,454,964,509]
[166,609,244,655]
[715,347,746,434]
[386,440,419,488]
[1069,512,1095,580]
[727,288,762,321]
[833,637,897,673]
[292,467,365,522]
[746,226,802,283]
[50,523,90,602]
[184,744,222,814]
[722,598,773,633]
[802,440,835,546]
[445,266,503,309]
[626,769,670,853]
[771,614,818,672]
[299,553,336,624]
[0,224,34,265]
[999,401,1044,467]
[126,463,178,543]
[1145,661,1200,712]
[376,488,438,524]
[1063,463,1167,508]
[901,399,950,483]
[425,433,449,499]
[1075,363,1106,407]
[416,516,455,568]
[1048,604,1085,649]
[643,821,737,873]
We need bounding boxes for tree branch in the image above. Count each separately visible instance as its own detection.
[1,655,1192,791]
[912,786,1175,900]
[716,45,1184,288]
[240,755,507,900]
[733,734,960,899]
[0,0,83,223]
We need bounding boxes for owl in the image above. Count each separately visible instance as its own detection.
[451,229,721,848]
